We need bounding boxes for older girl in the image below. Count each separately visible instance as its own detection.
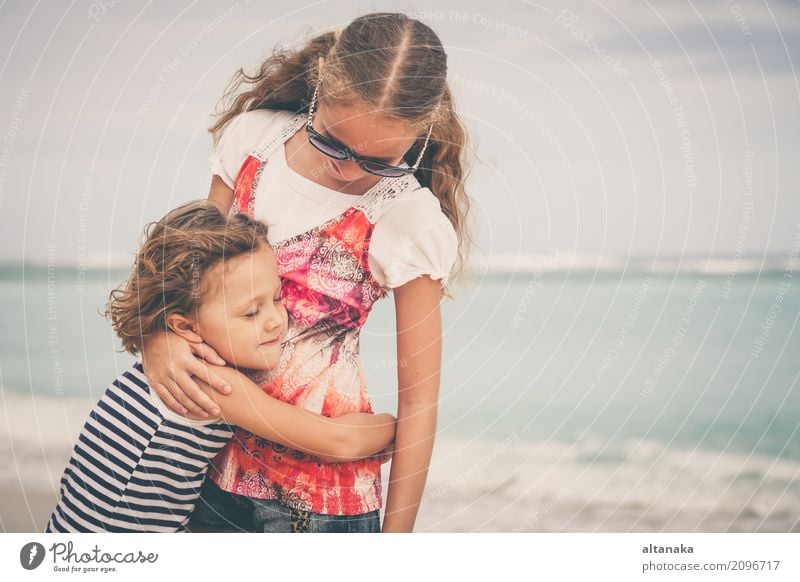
[142,12,471,533]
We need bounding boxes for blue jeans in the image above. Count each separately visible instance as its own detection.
[187,476,381,533]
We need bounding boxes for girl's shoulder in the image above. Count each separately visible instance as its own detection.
[210,109,298,187]
[369,184,458,290]
[221,108,297,149]
[377,182,454,237]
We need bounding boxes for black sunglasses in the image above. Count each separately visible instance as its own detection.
[306,79,433,178]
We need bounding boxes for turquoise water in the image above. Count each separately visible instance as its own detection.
[365,270,800,462]
[1,265,798,532]
[2,265,798,461]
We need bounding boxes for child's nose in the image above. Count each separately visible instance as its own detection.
[264,306,286,333]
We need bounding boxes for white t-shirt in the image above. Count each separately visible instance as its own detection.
[208,109,458,291]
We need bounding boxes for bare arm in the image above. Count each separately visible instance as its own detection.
[381,276,443,533]
[209,174,234,214]
[191,364,396,464]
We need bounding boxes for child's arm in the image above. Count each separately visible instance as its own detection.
[208,175,234,214]
[382,275,443,533]
[190,364,396,464]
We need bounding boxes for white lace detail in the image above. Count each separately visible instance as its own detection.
[250,112,421,224]
[250,113,306,161]
[353,173,419,225]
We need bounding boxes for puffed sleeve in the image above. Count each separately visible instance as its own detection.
[208,109,291,188]
[370,188,459,290]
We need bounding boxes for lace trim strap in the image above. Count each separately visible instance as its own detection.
[353,172,419,225]
[249,113,306,162]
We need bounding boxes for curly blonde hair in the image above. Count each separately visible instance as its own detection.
[106,201,270,354]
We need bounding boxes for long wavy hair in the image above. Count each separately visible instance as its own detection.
[209,12,473,292]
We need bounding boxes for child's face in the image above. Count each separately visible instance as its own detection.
[195,244,288,370]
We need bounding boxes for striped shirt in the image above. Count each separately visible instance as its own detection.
[45,362,234,533]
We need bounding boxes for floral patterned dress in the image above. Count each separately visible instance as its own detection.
[209,113,417,515]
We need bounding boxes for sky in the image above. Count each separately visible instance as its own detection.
[0,0,798,267]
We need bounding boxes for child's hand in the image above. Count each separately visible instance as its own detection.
[142,330,231,418]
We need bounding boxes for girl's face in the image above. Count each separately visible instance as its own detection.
[313,100,420,183]
[195,245,288,371]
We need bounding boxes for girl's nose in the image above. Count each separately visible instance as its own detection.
[332,159,364,181]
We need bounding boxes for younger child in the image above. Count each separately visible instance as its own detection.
[45,201,395,532]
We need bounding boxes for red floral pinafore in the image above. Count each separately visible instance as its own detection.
[209,113,417,515]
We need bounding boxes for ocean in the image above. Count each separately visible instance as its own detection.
[1,260,798,532]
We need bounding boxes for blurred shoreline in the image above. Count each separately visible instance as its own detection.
[2,397,798,533]
[2,253,796,279]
